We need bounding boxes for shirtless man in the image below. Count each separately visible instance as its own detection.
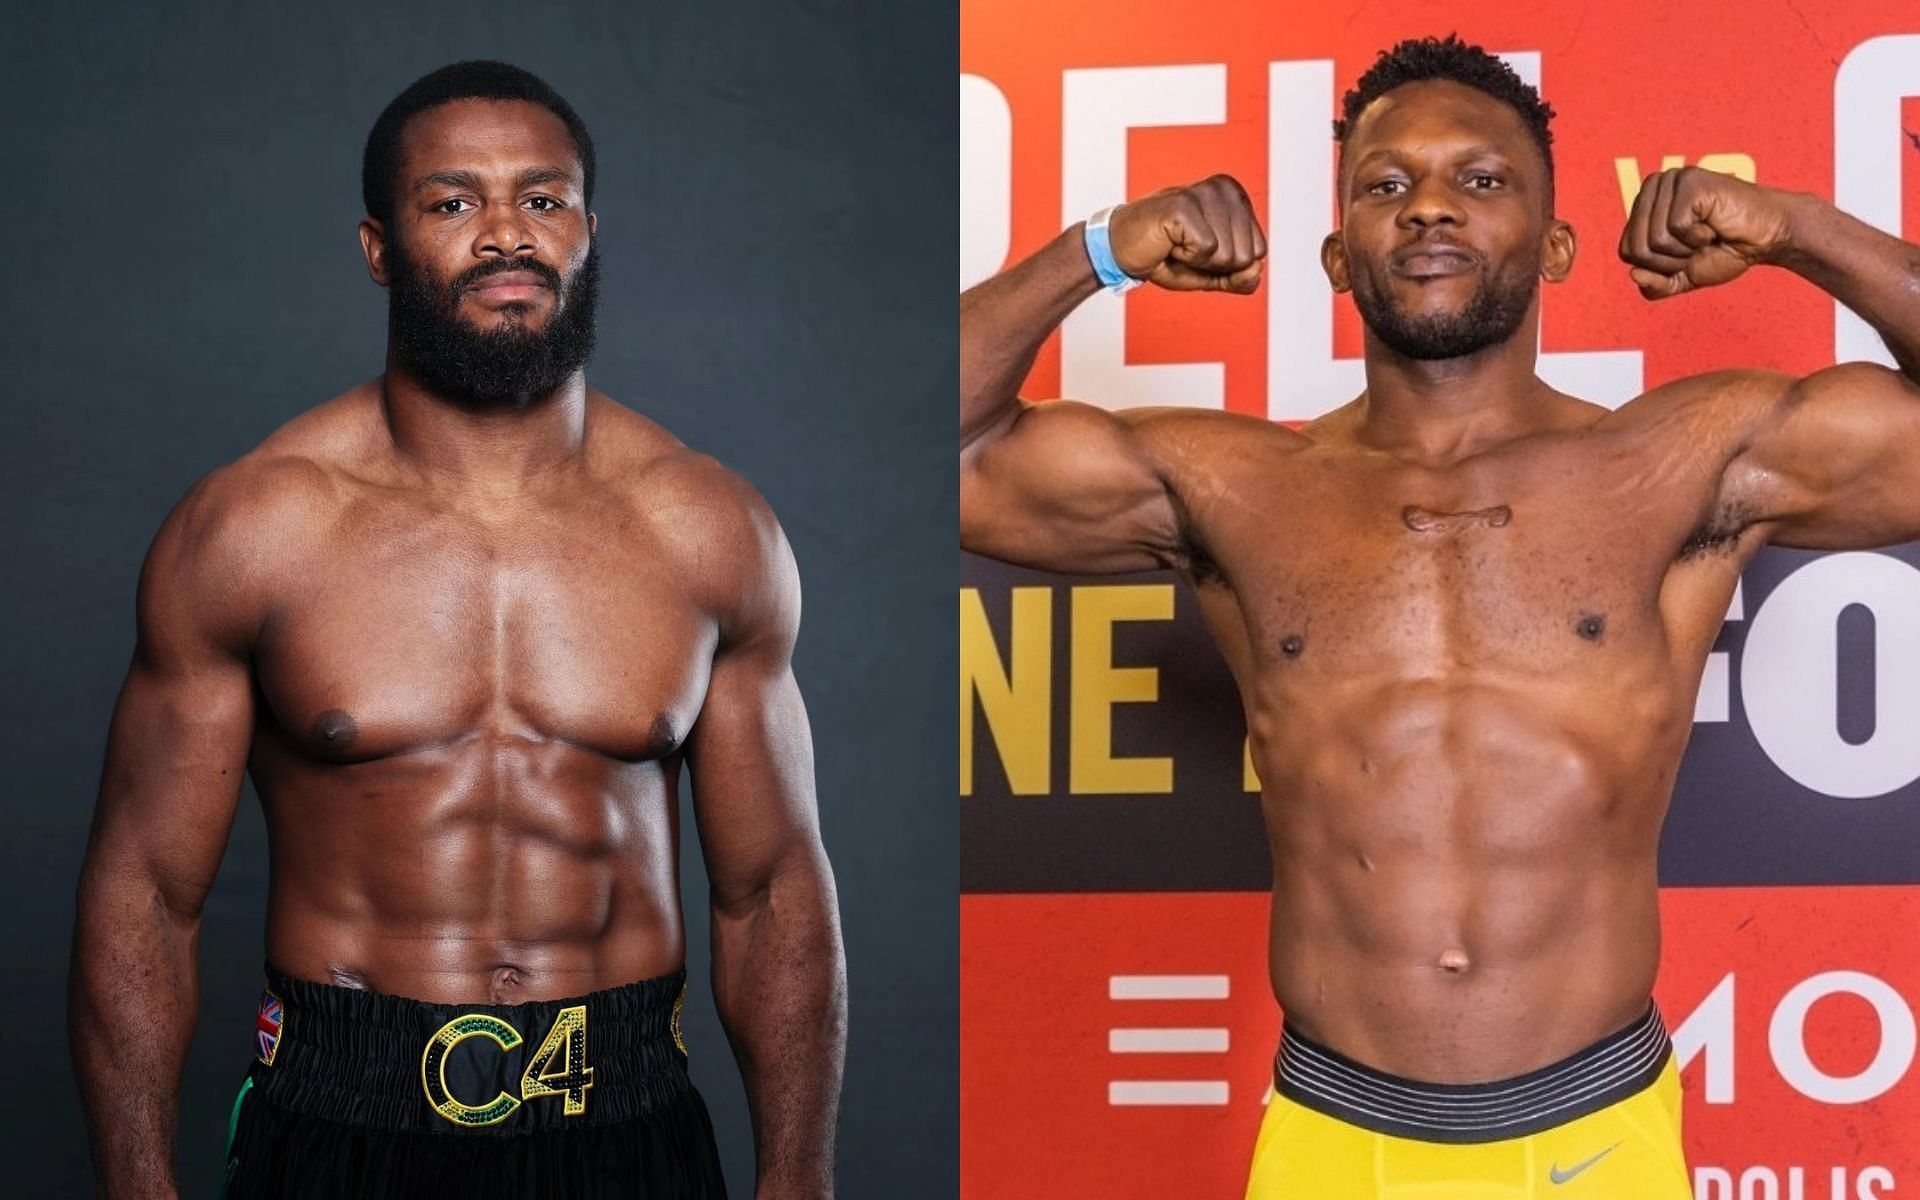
[960,36,1920,1198]
[70,61,844,1200]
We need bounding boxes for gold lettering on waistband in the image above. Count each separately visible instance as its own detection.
[518,1005,594,1116]
[420,1014,523,1127]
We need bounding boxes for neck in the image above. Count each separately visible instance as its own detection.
[379,353,589,487]
[1354,306,1550,462]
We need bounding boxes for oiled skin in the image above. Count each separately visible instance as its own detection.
[244,387,721,1000]
[967,376,1768,1079]
[153,382,764,990]
[74,379,842,1200]
[1176,389,1740,1078]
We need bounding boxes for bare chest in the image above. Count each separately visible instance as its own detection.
[254,501,714,763]
[1192,442,1722,678]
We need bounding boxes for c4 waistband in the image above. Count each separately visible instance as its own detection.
[246,965,692,1136]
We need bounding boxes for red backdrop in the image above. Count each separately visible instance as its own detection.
[962,3,1920,1197]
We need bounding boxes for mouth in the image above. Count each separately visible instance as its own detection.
[465,269,552,302]
[1391,243,1480,280]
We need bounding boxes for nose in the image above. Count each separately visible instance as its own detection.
[1397,175,1464,230]
[475,208,537,259]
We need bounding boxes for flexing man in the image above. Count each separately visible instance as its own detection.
[71,62,844,1200]
[961,36,1920,1198]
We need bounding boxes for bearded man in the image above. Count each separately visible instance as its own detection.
[71,60,844,1200]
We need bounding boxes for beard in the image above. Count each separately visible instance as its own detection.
[386,238,600,409]
[1350,254,1536,362]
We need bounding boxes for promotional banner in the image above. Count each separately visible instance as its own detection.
[960,2,1920,1196]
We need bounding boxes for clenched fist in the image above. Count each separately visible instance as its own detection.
[1107,174,1268,293]
[1618,167,1795,300]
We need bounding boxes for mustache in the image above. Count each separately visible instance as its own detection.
[451,256,566,295]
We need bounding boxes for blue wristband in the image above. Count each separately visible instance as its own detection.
[1084,205,1143,293]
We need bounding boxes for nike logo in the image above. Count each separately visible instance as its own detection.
[1549,1143,1620,1185]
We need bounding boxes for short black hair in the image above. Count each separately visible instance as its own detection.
[1334,35,1555,188]
[362,60,596,228]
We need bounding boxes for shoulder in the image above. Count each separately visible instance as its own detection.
[1598,369,1796,450]
[646,451,789,564]
[592,394,785,558]
[1115,405,1313,497]
[591,396,798,641]
[160,389,378,555]
[1120,403,1309,451]
[660,455,798,648]
[141,390,373,651]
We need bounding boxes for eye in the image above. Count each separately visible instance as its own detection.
[525,196,563,211]
[1366,179,1406,196]
[435,198,472,214]
[1466,173,1503,190]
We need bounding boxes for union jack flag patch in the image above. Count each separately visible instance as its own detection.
[255,990,283,1066]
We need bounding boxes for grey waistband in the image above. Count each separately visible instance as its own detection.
[1274,1004,1671,1145]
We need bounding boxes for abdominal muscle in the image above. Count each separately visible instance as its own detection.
[1255,677,1676,1082]
[255,742,687,1005]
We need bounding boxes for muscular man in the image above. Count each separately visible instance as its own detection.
[961,36,1920,1198]
[70,61,844,1200]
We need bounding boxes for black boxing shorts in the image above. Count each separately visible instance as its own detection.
[222,965,727,1199]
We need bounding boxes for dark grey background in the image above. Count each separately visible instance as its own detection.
[2,4,954,1197]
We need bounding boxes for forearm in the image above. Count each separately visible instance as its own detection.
[1776,189,1920,380]
[69,872,200,1200]
[960,223,1102,447]
[711,854,846,1200]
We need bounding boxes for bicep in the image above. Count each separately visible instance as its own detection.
[960,399,1183,574]
[86,649,254,915]
[681,500,826,911]
[1738,362,1920,549]
[80,486,261,918]
[684,639,824,913]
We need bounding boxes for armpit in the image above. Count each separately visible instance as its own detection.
[1176,529,1228,586]
[1166,487,1228,586]
[1676,497,1756,561]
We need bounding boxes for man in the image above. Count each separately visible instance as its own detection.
[960,35,1920,1198]
[70,61,844,1200]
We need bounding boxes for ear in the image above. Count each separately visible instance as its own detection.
[1320,230,1351,294]
[359,218,390,286]
[587,211,597,237]
[1541,218,1576,283]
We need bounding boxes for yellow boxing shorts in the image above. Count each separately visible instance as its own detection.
[1245,1004,1690,1199]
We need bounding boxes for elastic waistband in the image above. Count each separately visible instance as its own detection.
[1274,1004,1671,1144]
[248,965,692,1136]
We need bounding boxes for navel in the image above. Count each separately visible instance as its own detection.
[489,964,530,1003]
[1436,949,1471,975]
